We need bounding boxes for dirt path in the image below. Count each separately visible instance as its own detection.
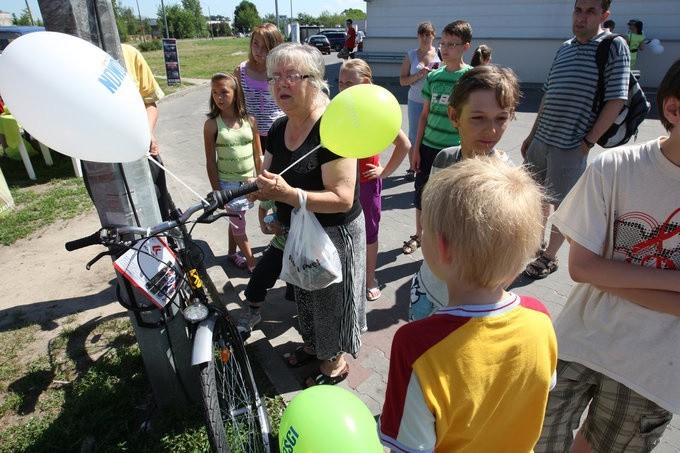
[0,209,126,341]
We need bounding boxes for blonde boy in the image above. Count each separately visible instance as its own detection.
[380,157,558,452]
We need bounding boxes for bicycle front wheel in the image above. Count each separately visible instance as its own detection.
[199,315,271,453]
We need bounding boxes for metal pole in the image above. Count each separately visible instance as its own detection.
[160,0,170,38]
[24,0,36,25]
[37,0,199,412]
[135,0,145,42]
[274,0,279,29]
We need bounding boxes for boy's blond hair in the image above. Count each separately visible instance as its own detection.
[421,157,544,288]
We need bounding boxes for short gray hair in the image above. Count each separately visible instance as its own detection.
[266,43,329,97]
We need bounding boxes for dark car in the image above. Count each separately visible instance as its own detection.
[320,30,346,52]
[306,35,331,55]
[0,26,45,53]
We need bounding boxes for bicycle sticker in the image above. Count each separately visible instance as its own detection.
[188,268,202,289]
[113,236,183,309]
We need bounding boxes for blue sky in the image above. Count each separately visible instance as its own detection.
[3,0,366,21]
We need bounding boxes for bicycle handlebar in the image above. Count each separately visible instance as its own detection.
[65,231,104,251]
[65,182,260,252]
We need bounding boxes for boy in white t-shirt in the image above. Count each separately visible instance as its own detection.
[536,59,680,452]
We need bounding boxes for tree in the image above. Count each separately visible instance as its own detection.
[161,4,197,39]
[233,1,260,34]
[182,0,207,37]
[296,13,316,26]
[317,11,344,28]
[341,8,367,21]
[12,8,35,26]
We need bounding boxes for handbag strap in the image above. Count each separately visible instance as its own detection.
[296,188,307,209]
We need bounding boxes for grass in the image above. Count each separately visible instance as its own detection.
[0,316,285,452]
[137,37,251,81]
[0,152,92,246]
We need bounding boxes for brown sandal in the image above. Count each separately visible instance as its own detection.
[523,251,558,279]
[305,363,350,387]
[402,235,421,255]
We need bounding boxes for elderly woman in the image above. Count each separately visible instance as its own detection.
[254,43,366,387]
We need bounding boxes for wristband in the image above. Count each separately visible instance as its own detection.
[583,138,595,149]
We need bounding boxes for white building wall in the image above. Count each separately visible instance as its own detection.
[362,0,679,88]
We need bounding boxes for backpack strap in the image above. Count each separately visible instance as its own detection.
[592,34,618,113]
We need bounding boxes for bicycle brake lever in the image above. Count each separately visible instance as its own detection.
[197,211,241,224]
[86,250,115,270]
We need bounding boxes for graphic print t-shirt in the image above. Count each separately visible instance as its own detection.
[551,137,680,413]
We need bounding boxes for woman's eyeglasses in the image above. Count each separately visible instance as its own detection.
[267,74,310,86]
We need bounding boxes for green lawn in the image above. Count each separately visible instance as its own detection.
[138,37,251,81]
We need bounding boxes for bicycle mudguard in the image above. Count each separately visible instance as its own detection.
[191,315,216,366]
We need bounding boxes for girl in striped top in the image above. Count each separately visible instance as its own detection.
[235,23,284,153]
[204,72,262,272]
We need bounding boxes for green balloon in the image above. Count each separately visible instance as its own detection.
[278,386,383,452]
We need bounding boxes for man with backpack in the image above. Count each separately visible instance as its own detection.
[520,0,632,279]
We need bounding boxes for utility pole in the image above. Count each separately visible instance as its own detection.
[135,0,145,42]
[37,0,199,412]
[23,0,35,25]
[160,0,170,38]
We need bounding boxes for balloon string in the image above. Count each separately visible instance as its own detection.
[277,144,322,176]
[147,155,208,205]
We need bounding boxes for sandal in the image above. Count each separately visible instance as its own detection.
[285,346,317,368]
[305,362,350,387]
[402,235,421,255]
[523,251,558,280]
[229,253,247,270]
[366,284,381,302]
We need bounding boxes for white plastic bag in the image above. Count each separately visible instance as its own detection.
[280,189,343,291]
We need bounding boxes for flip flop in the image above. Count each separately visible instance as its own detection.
[228,253,247,270]
[285,346,317,368]
[402,235,421,255]
[305,362,350,387]
[366,285,381,301]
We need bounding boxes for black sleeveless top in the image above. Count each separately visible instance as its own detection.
[267,116,361,227]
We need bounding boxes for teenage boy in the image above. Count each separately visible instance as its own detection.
[402,20,472,255]
[536,59,680,452]
[521,0,630,279]
[380,157,558,451]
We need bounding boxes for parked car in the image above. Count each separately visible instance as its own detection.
[306,34,331,55]
[320,30,346,52]
[0,26,45,53]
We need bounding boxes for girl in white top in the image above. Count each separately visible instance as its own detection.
[399,22,441,180]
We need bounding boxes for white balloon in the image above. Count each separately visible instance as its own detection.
[652,44,664,55]
[0,31,149,163]
[650,38,661,46]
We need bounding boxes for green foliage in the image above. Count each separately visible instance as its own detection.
[342,8,367,21]
[317,11,346,28]
[233,1,261,34]
[11,8,37,26]
[296,13,317,25]
[138,39,163,52]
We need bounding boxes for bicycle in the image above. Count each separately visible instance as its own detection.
[65,182,271,453]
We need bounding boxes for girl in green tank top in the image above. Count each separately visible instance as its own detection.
[203,72,263,272]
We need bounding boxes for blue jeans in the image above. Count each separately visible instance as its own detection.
[407,99,425,147]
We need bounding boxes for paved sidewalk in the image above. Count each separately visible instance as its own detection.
[152,66,679,451]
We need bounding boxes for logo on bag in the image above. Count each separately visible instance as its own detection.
[288,254,321,272]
